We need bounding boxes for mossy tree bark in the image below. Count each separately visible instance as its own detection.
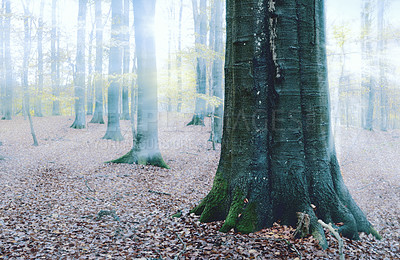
[103,0,124,140]
[187,0,207,126]
[90,0,105,124]
[71,0,87,129]
[111,0,168,169]
[192,0,381,249]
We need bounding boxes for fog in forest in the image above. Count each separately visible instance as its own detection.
[0,0,399,258]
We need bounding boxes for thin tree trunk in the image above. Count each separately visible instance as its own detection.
[0,0,4,117]
[176,0,183,112]
[71,0,87,129]
[167,0,174,113]
[90,0,105,124]
[210,0,223,143]
[34,0,44,117]
[51,0,60,115]
[103,0,124,140]
[2,0,12,120]
[86,10,95,116]
[378,0,387,131]
[22,1,38,146]
[121,0,130,120]
[361,0,374,130]
[187,0,207,126]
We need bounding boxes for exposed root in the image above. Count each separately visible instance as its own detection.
[318,219,344,260]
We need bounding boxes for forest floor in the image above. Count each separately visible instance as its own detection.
[0,114,399,259]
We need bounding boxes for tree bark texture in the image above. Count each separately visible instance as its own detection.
[103,0,124,140]
[71,0,87,129]
[112,0,168,169]
[192,0,381,249]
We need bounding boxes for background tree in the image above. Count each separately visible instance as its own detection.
[2,0,12,120]
[209,0,224,143]
[21,0,38,146]
[187,0,207,126]
[90,0,105,124]
[176,0,183,112]
[103,0,124,140]
[34,0,44,117]
[121,0,130,120]
[71,0,87,129]
[361,0,375,130]
[192,0,381,249]
[86,5,95,116]
[112,0,168,168]
[0,0,4,117]
[377,0,388,131]
[51,0,60,115]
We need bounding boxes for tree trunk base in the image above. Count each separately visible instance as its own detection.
[191,163,381,249]
[187,115,205,126]
[70,121,86,129]
[102,131,124,141]
[110,148,169,169]
[90,114,105,124]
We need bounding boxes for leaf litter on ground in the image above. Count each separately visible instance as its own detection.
[0,115,399,259]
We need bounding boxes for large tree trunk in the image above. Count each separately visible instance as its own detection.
[187,0,207,126]
[103,0,124,140]
[2,0,12,120]
[121,0,130,120]
[71,0,87,129]
[192,0,381,249]
[361,0,374,130]
[112,0,168,169]
[90,0,105,124]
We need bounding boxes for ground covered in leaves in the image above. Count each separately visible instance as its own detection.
[0,115,399,259]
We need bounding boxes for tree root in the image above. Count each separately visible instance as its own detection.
[318,219,344,260]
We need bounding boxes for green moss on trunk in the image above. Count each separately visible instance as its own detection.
[191,172,228,222]
[236,202,257,234]
[219,189,244,232]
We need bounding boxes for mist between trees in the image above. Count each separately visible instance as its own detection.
[0,0,399,258]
